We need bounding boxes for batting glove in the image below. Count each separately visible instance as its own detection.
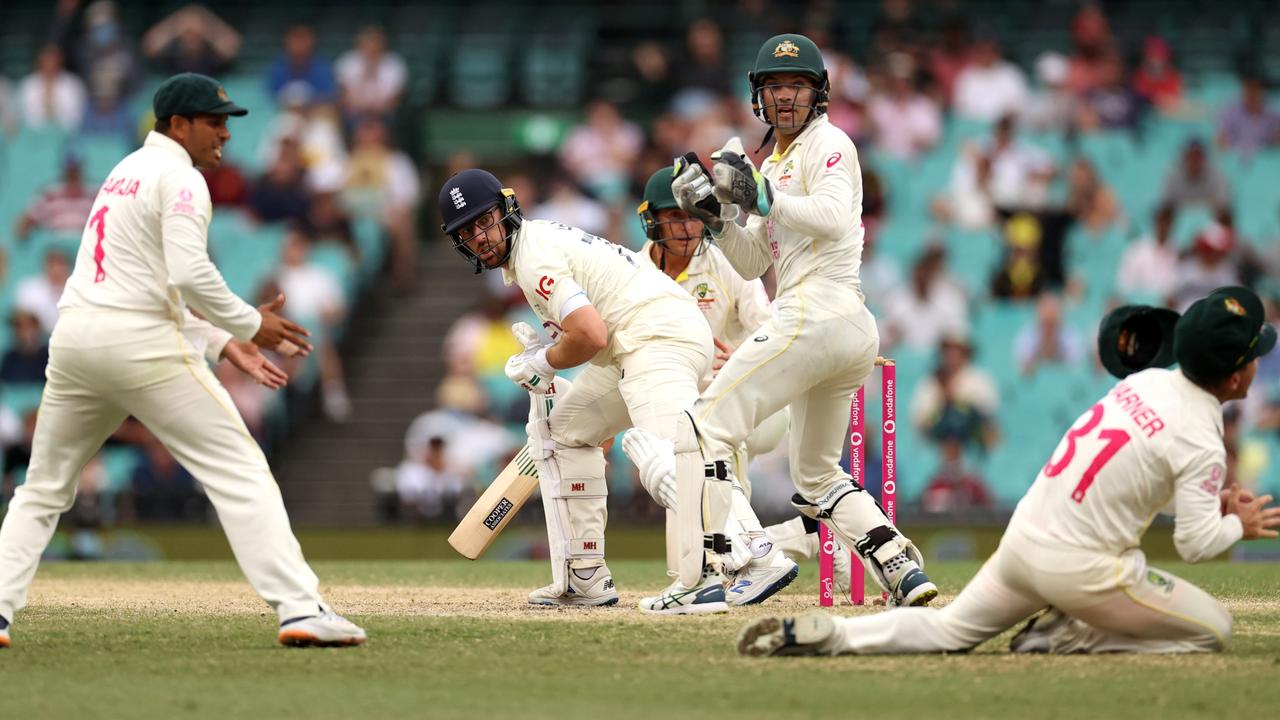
[711,138,774,217]
[505,346,556,394]
[672,154,726,233]
[621,428,678,510]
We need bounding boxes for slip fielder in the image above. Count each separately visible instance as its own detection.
[625,33,935,609]
[740,288,1280,657]
[0,74,365,650]
[436,169,797,614]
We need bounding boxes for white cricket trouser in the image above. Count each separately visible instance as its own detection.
[0,311,326,623]
[824,525,1231,654]
[550,298,712,567]
[695,278,878,500]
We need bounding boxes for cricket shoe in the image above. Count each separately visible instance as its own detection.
[1010,608,1079,654]
[737,613,836,657]
[883,553,938,607]
[766,516,854,601]
[725,540,800,606]
[639,568,729,615]
[278,611,367,648]
[0,614,10,649]
[528,565,620,607]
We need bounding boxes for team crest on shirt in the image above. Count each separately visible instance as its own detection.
[1223,297,1246,316]
[773,40,800,58]
[1199,465,1224,496]
[694,282,716,309]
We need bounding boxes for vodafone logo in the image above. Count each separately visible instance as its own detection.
[826,152,842,168]
[850,431,864,447]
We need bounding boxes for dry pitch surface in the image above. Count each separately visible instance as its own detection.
[3,560,1279,719]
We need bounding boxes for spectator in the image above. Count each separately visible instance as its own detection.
[303,168,359,260]
[15,250,71,334]
[15,153,97,241]
[926,17,971,106]
[335,26,407,126]
[821,46,871,146]
[881,245,969,352]
[991,213,1049,301]
[130,439,204,522]
[952,35,1028,123]
[0,74,17,136]
[248,136,311,223]
[1159,139,1231,212]
[1132,36,1183,115]
[987,114,1056,214]
[17,44,87,131]
[1076,52,1145,133]
[1116,204,1178,302]
[1014,293,1085,376]
[0,311,49,385]
[343,116,419,289]
[921,434,994,516]
[1022,52,1075,134]
[621,41,676,119]
[267,25,337,104]
[1065,158,1121,234]
[75,1,142,134]
[870,0,924,58]
[933,141,995,229]
[395,436,467,522]
[257,82,347,176]
[672,19,729,115]
[1217,71,1280,159]
[911,334,1000,444]
[142,3,241,76]
[275,228,351,422]
[1171,223,1243,312]
[558,100,644,205]
[1066,3,1114,95]
[867,52,941,161]
[531,176,608,238]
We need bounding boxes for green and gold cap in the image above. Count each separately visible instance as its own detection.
[153,73,248,119]
[1174,286,1277,383]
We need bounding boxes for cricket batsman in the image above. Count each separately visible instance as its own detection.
[436,168,797,614]
[624,33,936,608]
[740,288,1280,657]
[635,167,850,596]
[0,74,365,649]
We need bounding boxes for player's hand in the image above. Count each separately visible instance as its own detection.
[711,137,774,217]
[1225,488,1280,540]
[252,294,313,357]
[1221,486,1255,515]
[222,340,289,390]
[712,336,734,373]
[511,321,544,352]
[672,154,726,232]
[505,347,556,394]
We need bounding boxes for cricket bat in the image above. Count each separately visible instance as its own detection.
[448,442,540,560]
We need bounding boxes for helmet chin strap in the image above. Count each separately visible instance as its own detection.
[754,126,775,154]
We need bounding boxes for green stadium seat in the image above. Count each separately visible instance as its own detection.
[0,382,44,417]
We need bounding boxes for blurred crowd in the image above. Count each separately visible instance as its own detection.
[0,2,423,540]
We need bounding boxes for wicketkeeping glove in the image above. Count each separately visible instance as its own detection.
[672,152,726,233]
[711,137,774,217]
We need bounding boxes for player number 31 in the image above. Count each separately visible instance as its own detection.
[1042,403,1131,503]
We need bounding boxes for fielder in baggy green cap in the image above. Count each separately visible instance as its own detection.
[153,73,248,119]
[1175,286,1277,385]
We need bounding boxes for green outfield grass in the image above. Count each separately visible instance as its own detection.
[2,560,1278,719]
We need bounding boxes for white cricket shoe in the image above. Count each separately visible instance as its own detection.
[528,565,620,607]
[1010,608,1079,654]
[883,553,939,607]
[639,568,729,615]
[278,611,367,648]
[737,613,837,657]
[726,540,799,606]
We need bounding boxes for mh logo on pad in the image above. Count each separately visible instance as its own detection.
[483,498,515,530]
[450,187,466,210]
